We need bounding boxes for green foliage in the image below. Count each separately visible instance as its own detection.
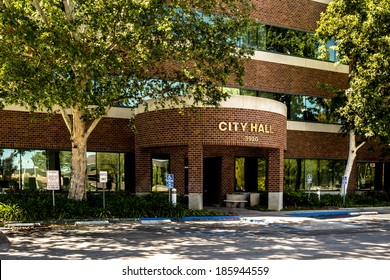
[0,0,254,201]
[316,0,390,143]
[0,191,225,222]
[0,0,253,112]
[282,190,390,210]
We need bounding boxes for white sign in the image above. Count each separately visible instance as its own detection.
[46,170,60,190]
[342,176,348,185]
[99,171,108,183]
[307,174,312,184]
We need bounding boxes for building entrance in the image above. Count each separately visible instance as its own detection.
[203,157,221,205]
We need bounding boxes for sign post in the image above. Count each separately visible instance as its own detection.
[166,174,174,204]
[99,171,108,209]
[342,175,348,207]
[46,170,60,208]
[307,174,312,198]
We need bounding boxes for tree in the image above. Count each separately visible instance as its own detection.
[316,0,390,142]
[0,0,253,200]
[316,0,390,192]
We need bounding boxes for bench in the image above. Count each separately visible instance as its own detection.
[223,199,248,208]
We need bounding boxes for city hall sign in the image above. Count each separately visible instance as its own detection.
[218,122,274,134]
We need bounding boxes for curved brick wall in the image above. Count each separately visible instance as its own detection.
[134,96,287,150]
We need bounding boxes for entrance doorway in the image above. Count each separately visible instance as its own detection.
[203,157,221,205]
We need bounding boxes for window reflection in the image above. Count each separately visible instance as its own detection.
[223,87,341,124]
[357,163,376,190]
[235,157,266,192]
[284,159,346,191]
[238,22,337,62]
[1,149,128,193]
[0,149,19,191]
[24,150,47,190]
[60,151,71,190]
[152,155,170,192]
[97,152,125,191]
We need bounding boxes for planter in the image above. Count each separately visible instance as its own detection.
[250,193,260,206]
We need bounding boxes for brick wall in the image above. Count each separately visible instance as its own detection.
[0,110,134,152]
[135,108,287,150]
[251,0,327,31]
[286,129,387,191]
[134,107,286,197]
[240,60,349,97]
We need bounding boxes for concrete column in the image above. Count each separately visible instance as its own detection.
[268,192,283,211]
[188,193,203,210]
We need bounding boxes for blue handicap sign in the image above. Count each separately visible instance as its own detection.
[166,174,174,189]
[166,174,174,182]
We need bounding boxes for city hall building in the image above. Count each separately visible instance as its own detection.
[1,0,389,210]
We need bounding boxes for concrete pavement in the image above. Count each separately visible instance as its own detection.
[1,206,390,259]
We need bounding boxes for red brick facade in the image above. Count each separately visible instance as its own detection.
[134,104,287,207]
[0,110,134,153]
[1,0,388,209]
[241,60,349,97]
[250,0,326,32]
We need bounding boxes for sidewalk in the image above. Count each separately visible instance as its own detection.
[1,206,390,254]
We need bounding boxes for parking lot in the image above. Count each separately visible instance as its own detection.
[1,208,390,260]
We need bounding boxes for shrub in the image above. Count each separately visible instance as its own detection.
[0,191,219,222]
[283,190,390,210]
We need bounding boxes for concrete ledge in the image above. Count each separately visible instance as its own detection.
[140,218,171,224]
[188,193,203,210]
[75,220,109,226]
[5,223,41,227]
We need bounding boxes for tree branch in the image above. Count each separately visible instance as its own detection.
[60,107,73,135]
[356,141,366,152]
[63,0,75,21]
[85,106,111,139]
[0,0,10,9]
[29,0,49,25]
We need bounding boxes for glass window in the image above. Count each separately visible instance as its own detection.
[18,150,47,191]
[289,95,305,121]
[235,157,245,191]
[97,152,125,191]
[87,152,97,191]
[1,149,128,192]
[222,87,240,96]
[152,155,170,192]
[284,159,303,191]
[257,158,267,191]
[357,163,376,190]
[284,159,346,191]
[0,149,19,191]
[59,151,71,190]
[235,157,266,192]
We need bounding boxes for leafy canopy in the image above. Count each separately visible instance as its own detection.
[0,0,253,119]
[316,0,390,143]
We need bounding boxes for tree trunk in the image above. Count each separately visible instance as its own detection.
[341,130,365,195]
[67,107,89,201]
[68,136,88,201]
[60,105,108,201]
